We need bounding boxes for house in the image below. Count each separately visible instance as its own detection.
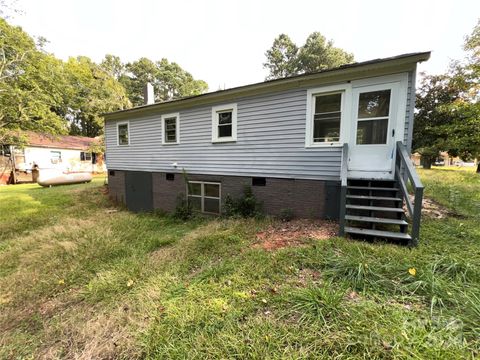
[104,52,430,245]
[0,132,105,184]
[411,152,478,168]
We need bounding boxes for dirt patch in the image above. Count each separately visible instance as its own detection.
[254,219,338,251]
[408,196,457,219]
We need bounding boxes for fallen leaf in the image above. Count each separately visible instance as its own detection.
[347,291,359,300]
[382,341,392,350]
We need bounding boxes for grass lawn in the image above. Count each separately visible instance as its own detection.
[0,169,479,359]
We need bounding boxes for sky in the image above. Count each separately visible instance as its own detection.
[8,0,480,90]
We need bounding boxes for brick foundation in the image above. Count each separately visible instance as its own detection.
[107,170,126,204]
[108,170,339,219]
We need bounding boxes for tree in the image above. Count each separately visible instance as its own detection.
[118,57,208,107]
[263,34,298,80]
[1,16,206,142]
[100,54,125,80]
[120,57,158,106]
[264,32,354,80]
[440,102,480,169]
[413,19,480,172]
[0,18,67,144]
[65,56,131,137]
[454,20,480,172]
[297,32,354,73]
[155,58,208,101]
[102,55,209,107]
[413,73,464,168]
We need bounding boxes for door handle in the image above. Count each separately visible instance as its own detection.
[392,129,395,137]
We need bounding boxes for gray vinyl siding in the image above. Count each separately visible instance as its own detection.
[105,73,416,180]
[105,89,342,181]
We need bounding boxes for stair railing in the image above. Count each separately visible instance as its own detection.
[395,141,424,245]
[338,143,349,236]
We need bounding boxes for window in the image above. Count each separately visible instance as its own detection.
[252,177,266,186]
[356,90,391,145]
[161,113,179,144]
[50,151,61,164]
[312,93,342,143]
[1,145,11,156]
[80,152,92,161]
[117,122,129,145]
[212,104,237,142]
[166,173,175,181]
[187,181,221,214]
[306,84,349,147]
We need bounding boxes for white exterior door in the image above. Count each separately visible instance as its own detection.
[347,80,402,179]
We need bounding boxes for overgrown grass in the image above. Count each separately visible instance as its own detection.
[0,170,479,359]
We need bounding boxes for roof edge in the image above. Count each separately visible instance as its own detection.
[104,51,431,120]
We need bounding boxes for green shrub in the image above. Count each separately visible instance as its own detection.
[278,208,294,222]
[224,186,262,218]
[173,193,192,220]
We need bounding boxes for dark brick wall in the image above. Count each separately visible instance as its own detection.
[109,170,337,219]
[108,170,126,204]
[152,172,329,218]
[152,172,186,211]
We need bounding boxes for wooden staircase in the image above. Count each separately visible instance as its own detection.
[338,142,424,246]
[343,179,411,244]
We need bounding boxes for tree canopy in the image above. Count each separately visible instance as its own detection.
[0,17,208,142]
[263,32,354,80]
[105,56,208,107]
[0,18,67,143]
[65,56,131,137]
[413,19,480,171]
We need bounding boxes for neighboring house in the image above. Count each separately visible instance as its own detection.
[104,52,430,244]
[411,152,478,167]
[0,132,105,184]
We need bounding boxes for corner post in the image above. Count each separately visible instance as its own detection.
[410,186,423,246]
[338,143,348,237]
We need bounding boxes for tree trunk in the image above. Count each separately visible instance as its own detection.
[477,162,480,173]
[423,157,433,169]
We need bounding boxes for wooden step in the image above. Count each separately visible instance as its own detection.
[346,195,403,201]
[346,205,404,213]
[345,215,408,225]
[345,226,411,240]
[347,178,397,182]
[347,186,399,191]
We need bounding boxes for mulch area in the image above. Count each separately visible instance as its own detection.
[254,219,338,251]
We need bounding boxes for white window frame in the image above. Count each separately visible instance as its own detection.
[80,151,92,161]
[355,88,391,146]
[351,73,409,146]
[305,83,352,148]
[211,103,237,143]
[187,181,221,214]
[161,113,180,145]
[117,121,130,146]
[50,150,62,164]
